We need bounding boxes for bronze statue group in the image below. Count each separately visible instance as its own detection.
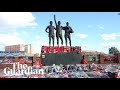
[45,15,74,47]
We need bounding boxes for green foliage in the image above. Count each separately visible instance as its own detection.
[34,53,40,57]
[109,47,119,55]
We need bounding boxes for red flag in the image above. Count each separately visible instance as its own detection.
[47,46,51,53]
[42,53,45,58]
[36,58,42,67]
[59,46,62,52]
[64,47,67,52]
[57,46,59,52]
[19,59,24,64]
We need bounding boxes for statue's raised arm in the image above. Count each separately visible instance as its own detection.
[54,15,57,26]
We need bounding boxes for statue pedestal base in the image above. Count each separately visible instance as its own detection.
[41,46,82,65]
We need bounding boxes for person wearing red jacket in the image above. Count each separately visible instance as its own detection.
[82,56,88,64]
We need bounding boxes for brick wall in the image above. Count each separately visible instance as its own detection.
[99,54,104,64]
[99,54,120,64]
[117,53,120,63]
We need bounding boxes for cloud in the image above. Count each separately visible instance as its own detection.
[0,33,24,47]
[98,24,104,29]
[32,27,36,28]
[81,44,89,50]
[0,12,38,52]
[75,33,88,38]
[35,35,46,40]
[32,36,48,54]
[101,33,120,40]
[88,25,93,28]
[101,42,120,47]
[22,31,28,35]
[0,12,37,31]
[35,35,40,40]
[0,46,4,51]
[0,33,47,54]
[81,44,88,47]
[41,37,47,40]
[99,26,104,29]
[88,24,104,29]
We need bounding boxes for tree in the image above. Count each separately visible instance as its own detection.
[109,47,119,55]
[34,53,40,57]
[33,53,40,62]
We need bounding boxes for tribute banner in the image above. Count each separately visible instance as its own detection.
[41,46,81,54]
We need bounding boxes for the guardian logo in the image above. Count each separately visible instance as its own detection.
[4,62,44,75]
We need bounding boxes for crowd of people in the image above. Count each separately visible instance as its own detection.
[0,59,13,64]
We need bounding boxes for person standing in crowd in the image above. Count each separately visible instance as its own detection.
[82,55,88,64]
